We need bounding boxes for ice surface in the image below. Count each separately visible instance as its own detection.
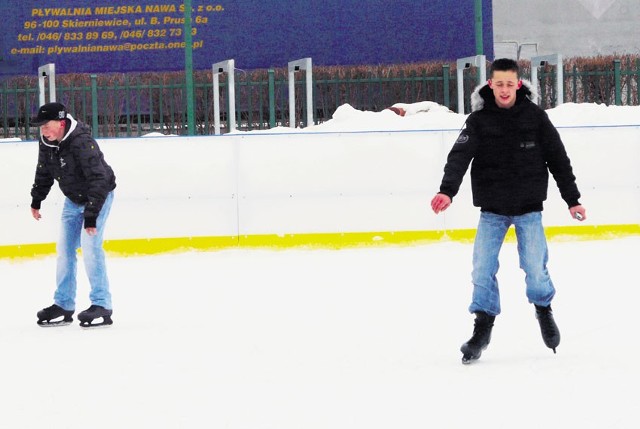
[1,237,638,428]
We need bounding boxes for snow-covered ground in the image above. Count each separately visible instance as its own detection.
[2,100,639,428]
[245,100,640,134]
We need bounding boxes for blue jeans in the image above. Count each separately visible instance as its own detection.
[469,211,555,316]
[54,192,114,311]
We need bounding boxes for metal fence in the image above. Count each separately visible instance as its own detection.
[2,58,639,140]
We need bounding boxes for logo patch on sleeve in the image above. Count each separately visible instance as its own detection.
[455,133,470,144]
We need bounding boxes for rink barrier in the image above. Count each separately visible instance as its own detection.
[1,224,638,259]
[4,125,639,259]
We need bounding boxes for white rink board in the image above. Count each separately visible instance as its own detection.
[2,125,639,246]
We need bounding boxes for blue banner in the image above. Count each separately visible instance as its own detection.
[0,0,493,76]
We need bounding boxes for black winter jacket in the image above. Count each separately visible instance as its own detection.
[438,81,580,216]
[31,115,116,228]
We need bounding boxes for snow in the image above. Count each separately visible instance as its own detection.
[224,100,640,134]
[2,101,639,428]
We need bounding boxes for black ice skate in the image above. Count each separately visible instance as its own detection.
[460,312,495,364]
[37,304,74,327]
[535,304,560,353]
[78,305,113,328]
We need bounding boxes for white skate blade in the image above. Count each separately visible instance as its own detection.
[79,317,114,329]
[37,320,73,327]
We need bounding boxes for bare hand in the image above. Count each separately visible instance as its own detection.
[569,205,586,221]
[85,227,97,236]
[431,193,452,214]
[31,208,42,221]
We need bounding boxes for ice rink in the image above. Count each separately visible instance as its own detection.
[2,236,638,428]
[3,101,638,428]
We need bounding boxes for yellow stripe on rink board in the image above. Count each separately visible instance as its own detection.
[0,237,239,259]
[233,224,640,247]
[103,236,240,256]
[237,230,458,248]
[1,224,638,259]
[544,224,640,241]
[0,242,56,259]
[498,224,640,242]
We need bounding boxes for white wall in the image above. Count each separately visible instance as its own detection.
[493,0,640,58]
[2,125,639,247]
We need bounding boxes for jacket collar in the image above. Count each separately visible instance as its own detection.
[470,79,538,112]
[40,114,78,148]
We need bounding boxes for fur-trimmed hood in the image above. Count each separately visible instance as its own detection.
[470,79,538,112]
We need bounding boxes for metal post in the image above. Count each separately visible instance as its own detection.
[474,0,484,56]
[184,0,195,135]
[613,59,622,106]
[90,74,99,138]
[442,64,450,108]
[530,54,564,106]
[305,64,313,126]
[288,57,313,128]
[268,69,276,128]
[37,63,56,106]
[212,59,236,135]
[456,55,486,114]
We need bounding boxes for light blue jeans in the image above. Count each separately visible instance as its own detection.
[469,211,555,316]
[54,191,114,311]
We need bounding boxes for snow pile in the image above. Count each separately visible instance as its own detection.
[230,100,640,135]
[4,101,639,143]
[546,102,640,127]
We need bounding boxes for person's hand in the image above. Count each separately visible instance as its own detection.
[431,193,452,214]
[85,227,98,236]
[31,208,41,221]
[569,205,586,221]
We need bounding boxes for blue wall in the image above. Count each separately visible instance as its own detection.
[1,0,493,76]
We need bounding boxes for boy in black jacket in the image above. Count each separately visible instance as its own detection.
[30,102,116,328]
[431,59,586,363]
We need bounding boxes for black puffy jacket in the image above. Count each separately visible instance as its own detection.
[438,81,580,216]
[30,115,116,228]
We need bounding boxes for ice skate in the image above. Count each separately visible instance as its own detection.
[460,312,495,364]
[78,305,113,328]
[535,304,560,353]
[37,304,74,327]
